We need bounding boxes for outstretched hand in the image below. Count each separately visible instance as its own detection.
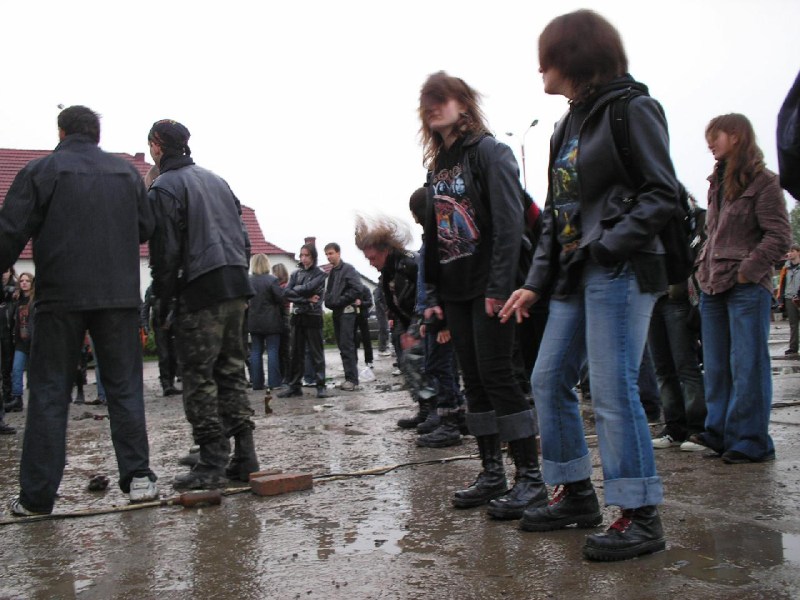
[499,289,539,323]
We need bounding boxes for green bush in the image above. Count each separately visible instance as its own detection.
[323,312,335,345]
[143,329,157,357]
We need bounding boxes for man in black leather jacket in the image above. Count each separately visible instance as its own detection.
[323,243,362,391]
[148,119,258,489]
[278,244,328,398]
[0,105,159,515]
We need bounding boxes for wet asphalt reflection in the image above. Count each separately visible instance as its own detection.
[1,319,799,598]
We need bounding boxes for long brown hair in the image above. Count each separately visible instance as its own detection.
[538,10,628,102]
[354,215,412,253]
[705,113,765,203]
[418,71,489,170]
[15,272,34,303]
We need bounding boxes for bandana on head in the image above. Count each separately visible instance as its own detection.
[148,119,191,156]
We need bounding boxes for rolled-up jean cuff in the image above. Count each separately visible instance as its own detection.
[542,452,593,486]
[497,409,537,442]
[465,410,498,436]
[603,476,664,509]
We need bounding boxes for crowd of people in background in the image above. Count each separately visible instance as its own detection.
[0,8,798,567]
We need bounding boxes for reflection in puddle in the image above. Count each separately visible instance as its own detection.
[669,522,799,586]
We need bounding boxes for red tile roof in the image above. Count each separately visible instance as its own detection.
[0,148,290,261]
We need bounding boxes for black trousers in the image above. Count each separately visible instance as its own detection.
[287,314,326,388]
[20,308,154,512]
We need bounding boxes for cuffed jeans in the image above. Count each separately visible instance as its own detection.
[445,297,534,441]
[648,295,706,439]
[20,308,155,513]
[532,262,663,509]
[250,332,282,389]
[700,285,774,459]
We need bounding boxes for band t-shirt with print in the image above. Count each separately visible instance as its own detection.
[552,104,589,275]
[431,138,489,301]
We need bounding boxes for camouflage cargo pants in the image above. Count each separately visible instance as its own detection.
[176,298,254,445]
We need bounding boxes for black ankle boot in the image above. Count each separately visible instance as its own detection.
[452,434,508,508]
[225,429,260,482]
[416,414,462,448]
[276,385,302,398]
[583,506,666,561]
[416,410,441,434]
[397,399,429,429]
[4,395,23,412]
[519,478,602,531]
[173,438,230,490]
[487,436,548,520]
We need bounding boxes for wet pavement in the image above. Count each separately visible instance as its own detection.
[1,319,799,599]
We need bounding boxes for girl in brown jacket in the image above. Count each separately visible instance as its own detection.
[692,113,791,464]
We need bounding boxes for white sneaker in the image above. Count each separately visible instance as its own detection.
[680,440,706,452]
[652,434,678,449]
[378,350,391,357]
[129,476,159,503]
[8,497,50,517]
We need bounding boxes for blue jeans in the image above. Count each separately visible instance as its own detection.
[700,285,774,459]
[90,336,106,400]
[648,296,706,439]
[11,349,28,396]
[424,330,463,413]
[532,262,663,508]
[250,333,281,389]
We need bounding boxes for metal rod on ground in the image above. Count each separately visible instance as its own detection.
[1,435,607,525]
[0,490,222,526]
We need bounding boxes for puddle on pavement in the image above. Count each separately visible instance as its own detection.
[666,523,800,586]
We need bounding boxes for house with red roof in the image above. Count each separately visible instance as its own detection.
[0,148,295,295]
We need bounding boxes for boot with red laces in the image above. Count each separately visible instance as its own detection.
[519,478,602,531]
[583,505,666,561]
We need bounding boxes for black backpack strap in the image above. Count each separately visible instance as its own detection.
[609,89,644,184]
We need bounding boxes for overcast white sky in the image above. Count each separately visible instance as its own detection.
[2,0,798,278]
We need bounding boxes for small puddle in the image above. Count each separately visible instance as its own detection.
[667,523,800,586]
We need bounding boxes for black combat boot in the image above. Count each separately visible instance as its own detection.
[519,478,602,531]
[178,446,200,467]
[4,395,23,412]
[416,414,462,448]
[397,399,429,429]
[173,438,230,490]
[226,428,260,482]
[416,410,441,434]
[452,434,508,508]
[276,385,302,398]
[583,505,666,561]
[487,435,548,520]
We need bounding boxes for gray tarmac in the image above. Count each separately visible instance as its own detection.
[0,319,799,599]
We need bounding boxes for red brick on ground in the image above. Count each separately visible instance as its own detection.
[248,469,283,481]
[250,473,313,496]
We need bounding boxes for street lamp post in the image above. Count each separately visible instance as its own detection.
[505,118,539,190]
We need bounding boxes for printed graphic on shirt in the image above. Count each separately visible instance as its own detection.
[17,303,30,341]
[432,165,480,264]
[552,135,581,253]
